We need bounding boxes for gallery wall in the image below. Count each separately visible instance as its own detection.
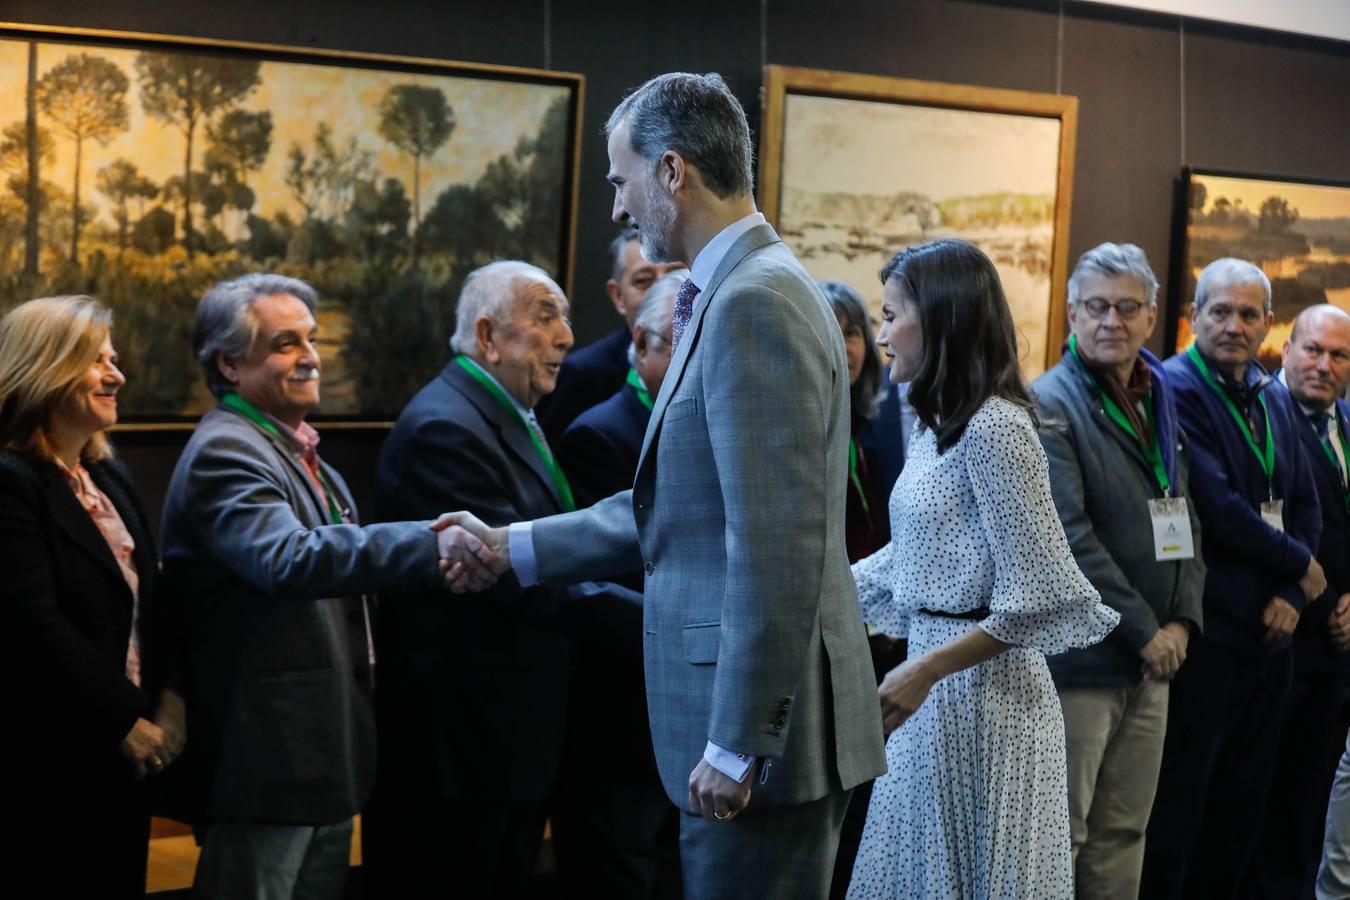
[5,0,1348,534]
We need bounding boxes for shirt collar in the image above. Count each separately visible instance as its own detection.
[689,211,766,292]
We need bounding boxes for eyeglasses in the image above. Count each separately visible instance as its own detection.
[1079,297,1146,321]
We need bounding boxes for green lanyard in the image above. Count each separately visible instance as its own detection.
[220,392,344,525]
[627,367,654,412]
[456,356,576,512]
[1186,344,1276,492]
[1070,336,1170,496]
[1311,408,1350,505]
[848,437,870,514]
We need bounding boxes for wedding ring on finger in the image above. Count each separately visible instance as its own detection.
[148,756,164,770]
[714,808,735,821]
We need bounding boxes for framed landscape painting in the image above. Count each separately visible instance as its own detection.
[1168,168,1350,371]
[758,65,1077,377]
[0,23,583,422]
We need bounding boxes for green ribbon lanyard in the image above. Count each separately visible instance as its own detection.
[1313,408,1350,506]
[848,438,870,514]
[1069,336,1170,496]
[626,367,654,412]
[1185,344,1276,497]
[456,356,576,512]
[220,392,344,525]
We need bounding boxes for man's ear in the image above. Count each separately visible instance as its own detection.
[475,316,500,364]
[659,150,687,195]
[632,324,649,358]
[215,353,239,386]
[607,279,625,317]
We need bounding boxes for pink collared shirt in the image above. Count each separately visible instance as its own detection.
[64,462,142,687]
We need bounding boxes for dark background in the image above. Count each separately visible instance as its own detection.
[5,0,1347,537]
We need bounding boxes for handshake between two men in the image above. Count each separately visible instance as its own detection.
[431,511,510,592]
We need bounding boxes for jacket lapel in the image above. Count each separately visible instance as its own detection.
[217,405,332,527]
[1064,352,1152,474]
[638,222,782,465]
[443,361,564,513]
[44,466,130,598]
[88,461,156,595]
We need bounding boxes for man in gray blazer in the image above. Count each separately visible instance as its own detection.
[441,73,886,899]
[161,274,488,899]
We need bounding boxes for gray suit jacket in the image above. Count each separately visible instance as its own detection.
[161,405,443,824]
[1033,350,1206,688]
[531,223,886,808]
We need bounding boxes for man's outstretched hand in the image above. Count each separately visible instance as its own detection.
[430,511,511,592]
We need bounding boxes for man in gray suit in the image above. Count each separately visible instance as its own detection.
[441,72,887,898]
[161,274,491,899]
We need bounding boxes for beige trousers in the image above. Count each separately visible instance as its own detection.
[1060,679,1169,900]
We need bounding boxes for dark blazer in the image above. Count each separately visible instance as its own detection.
[852,382,905,551]
[374,359,573,804]
[537,325,630,441]
[555,379,650,510]
[2,449,166,894]
[1286,392,1350,675]
[1163,352,1321,654]
[1034,348,1206,687]
[161,406,442,825]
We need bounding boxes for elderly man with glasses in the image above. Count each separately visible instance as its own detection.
[1032,243,1206,899]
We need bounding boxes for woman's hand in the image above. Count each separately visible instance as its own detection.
[878,657,940,736]
[154,688,187,767]
[119,717,168,780]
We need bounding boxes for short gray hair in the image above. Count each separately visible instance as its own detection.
[605,72,754,200]
[1068,242,1159,307]
[627,269,689,367]
[194,273,319,399]
[1194,257,1272,314]
[450,260,557,356]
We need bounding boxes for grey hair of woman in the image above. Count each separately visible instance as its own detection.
[626,269,690,368]
[819,279,884,421]
[194,273,319,399]
[1194,257,1272,314]
[1067,242,1160,308]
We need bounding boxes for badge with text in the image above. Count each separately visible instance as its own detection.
[1261,499,1285,533]
[1148,498,1195,561]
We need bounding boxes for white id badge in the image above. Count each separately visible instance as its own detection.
[1148,497,1195,560]
[1261,499,1285,532]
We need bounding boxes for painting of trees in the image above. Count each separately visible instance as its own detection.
[377,84,455,231]
[134,53,260,256]
[36,53,129,263]
[0,27,578,418]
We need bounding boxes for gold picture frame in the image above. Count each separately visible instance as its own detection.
[758,65,1078,376]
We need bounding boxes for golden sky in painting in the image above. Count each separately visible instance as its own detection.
[782,93,1061,201]
[0,38,568,224]
[1195,174,1350,221]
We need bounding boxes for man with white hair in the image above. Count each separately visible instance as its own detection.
[1142,258,1324,899]
[365,260,584,897]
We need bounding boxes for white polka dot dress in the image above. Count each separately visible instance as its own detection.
[847,396,1119,899]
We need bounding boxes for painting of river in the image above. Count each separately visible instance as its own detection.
[1172,170,1350,371]
[759,72,1077,378]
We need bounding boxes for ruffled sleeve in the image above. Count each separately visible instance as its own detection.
[851,539,911,639]
[965,399,1119,654]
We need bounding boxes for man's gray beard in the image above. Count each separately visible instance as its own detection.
[639,181,679,264]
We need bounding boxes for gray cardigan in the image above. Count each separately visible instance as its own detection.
[1032,350,1205,688]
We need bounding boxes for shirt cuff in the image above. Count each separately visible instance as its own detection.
[703,741,755,783]
[508,522,539,587]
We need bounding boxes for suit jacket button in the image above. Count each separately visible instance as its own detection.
[644,561,654,576]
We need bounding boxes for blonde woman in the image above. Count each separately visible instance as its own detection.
[0,296,184,896]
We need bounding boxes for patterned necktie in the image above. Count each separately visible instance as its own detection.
[670,279,701,353]
[1312,410,1333,441]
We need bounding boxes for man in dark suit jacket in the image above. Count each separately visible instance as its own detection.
[161,274,458,898]
[1143,259,1324,900]
[1252,305,1350,899]
[537,229,683,441]
[368,260,641,897]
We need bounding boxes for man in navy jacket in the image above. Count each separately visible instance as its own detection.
[1251,305,1350,899]
[1142,258,1324,900]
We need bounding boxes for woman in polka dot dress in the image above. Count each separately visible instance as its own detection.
[846,239,1119,899]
